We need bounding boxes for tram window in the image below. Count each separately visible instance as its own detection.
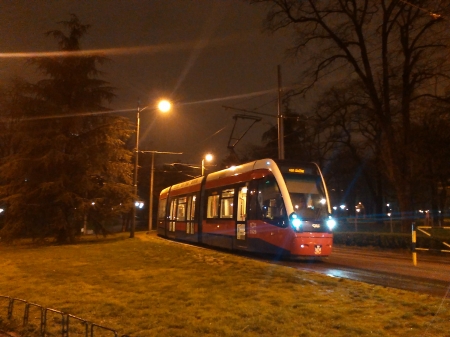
[220,189,234,218]
[186,196,195,221]
[158,198,167,220]
[177,197,187,221]
[247,181,258,220]
[207,194,220,218]
[169,199,177,220]
[187,195,196,234]
[190,196,196,220]
[169,199,177,232]
[257,177,286,226]
[237,186,247,221]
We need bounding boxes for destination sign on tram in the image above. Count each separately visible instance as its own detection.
[288,168,305,174]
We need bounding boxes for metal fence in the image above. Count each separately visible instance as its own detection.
[0,295,134,337]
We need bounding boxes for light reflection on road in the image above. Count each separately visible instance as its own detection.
[268,246,450,297]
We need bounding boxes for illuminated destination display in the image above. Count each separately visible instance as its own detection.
[288,168,305,174]
[275,160,318,175]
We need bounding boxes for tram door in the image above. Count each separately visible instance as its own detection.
[234,185,248,248]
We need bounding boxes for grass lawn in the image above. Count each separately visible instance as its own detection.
[0,232,449,336]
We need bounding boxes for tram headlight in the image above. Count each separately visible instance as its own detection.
[289,212,303,232]
[326,217,337,231]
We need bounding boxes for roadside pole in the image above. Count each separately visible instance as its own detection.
[411,222,417,266]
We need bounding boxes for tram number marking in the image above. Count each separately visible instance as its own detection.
[312,223,320,228]
[314,245,322,255]
[250,229,257,234]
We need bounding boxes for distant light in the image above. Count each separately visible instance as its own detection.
[91,202,95,205]
[0,208,4,214]
[340,204,346,210]
[320,198,326,205]
[332,206,337,210]
[135,201,144,209]
[205,153,213,162]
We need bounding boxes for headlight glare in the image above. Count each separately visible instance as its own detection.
[289,212,302,232]
[327,217,337,231]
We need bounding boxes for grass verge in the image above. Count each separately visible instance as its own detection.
[0,232,449,336]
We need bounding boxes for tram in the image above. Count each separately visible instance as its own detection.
[157,158,336,258]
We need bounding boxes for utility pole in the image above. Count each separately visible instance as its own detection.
[131,103,141,238]
[277,65,285,160]
[140,150,182,232]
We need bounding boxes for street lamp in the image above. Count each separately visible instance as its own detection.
[202,153,213,176]
[158,99,171,113]
[130,99,172,239]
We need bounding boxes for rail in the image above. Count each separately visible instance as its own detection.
[411,223,450,266]
[0,295,134,337]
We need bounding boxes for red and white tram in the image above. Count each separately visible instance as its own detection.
[157,159,336,258]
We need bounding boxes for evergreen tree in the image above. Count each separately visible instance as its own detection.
[0,15,134,243]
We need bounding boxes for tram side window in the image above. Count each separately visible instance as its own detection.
[220,189,234,218]
[207,194,220,218]
[177,197,187,221]
[169,199,177,220]
[158,198,167,220]
[187,195,196,221]
[186,195,196,234]
[237,186,247,221]
[257,177,286,226]
[169,199,177,232]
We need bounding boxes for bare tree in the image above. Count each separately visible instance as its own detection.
[251,0,450,228]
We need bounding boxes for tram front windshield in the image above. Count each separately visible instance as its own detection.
[283,173,328,221]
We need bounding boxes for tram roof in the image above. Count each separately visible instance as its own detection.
[160,159,322,196]
[206,158,278,183]
[168,176,204,193]
[205,159,321,183]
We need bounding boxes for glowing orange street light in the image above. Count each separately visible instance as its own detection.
[130,99,172,238]
[202,153,213,176]
[157,99,171,113]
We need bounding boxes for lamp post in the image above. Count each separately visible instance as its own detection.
[130,99,172,239]
[202,153,213,176]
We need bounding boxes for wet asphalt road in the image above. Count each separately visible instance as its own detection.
[277,245,450,297]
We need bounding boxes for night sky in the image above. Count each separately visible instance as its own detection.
[0,1,305,166]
